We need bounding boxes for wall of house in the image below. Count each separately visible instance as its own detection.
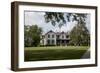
[59,34,67,39]
[41,32,70,46]
[44,32,56,45]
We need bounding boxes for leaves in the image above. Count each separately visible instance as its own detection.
[24,25,42,47]
[69,23,90,46]
[44,12,66,28]
[44,12,88,28]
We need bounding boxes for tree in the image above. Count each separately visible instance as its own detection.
[69,23,90,46]
[44,12,87,28]
[24,25,42,47]
[44,12,90,46]
[44,12,66,28]
[24,25,32,47]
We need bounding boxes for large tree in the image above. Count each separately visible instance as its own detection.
[24,25,42,47]
[44,12,90,46]
[44,12,88,28]
[69,23,90,46]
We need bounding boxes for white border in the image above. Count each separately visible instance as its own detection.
[18,5,96,68]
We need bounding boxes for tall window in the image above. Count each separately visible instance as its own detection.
[42,36,45,38]
[52,40,54,44]
[48,34,50,38]
[66,35,69,38]
[47,40,50,44]
[57,35,60,39]
[42,40,44,44]
[62,35,64,38]
[52,35,54,38]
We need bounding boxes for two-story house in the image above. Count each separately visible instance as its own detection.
[40,30,70,46]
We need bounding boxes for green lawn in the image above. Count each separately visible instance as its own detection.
[24,46,90,61]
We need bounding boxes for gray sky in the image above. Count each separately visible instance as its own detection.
[24,11,90,34]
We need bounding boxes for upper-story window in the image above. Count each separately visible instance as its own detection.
[48,34,50,38]
[57,35,60,39]
[42,35,45,38]
[52,35,54,38]
[66,35,69,38]
[62,35,64,38]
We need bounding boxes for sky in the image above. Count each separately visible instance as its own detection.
[24,11,90,34]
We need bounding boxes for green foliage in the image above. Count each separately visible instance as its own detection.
[69,24,90,46]
[24,25,42,47]
[44,12,90,46]
[44,12,87,28]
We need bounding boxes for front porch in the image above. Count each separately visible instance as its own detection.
[56,39,69,46]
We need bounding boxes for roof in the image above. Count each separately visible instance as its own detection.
[44,30,68,35]
[45,30,55,35]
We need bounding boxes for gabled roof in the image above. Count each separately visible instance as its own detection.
[56,32,66,35]
[44,30,69,35]
[45,30,55,35]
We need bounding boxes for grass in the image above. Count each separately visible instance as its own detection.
[24,46,90,61]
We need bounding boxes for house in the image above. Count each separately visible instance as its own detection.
[40,30,70,46]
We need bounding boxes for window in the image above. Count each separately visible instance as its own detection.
[52,35,54,38]
[47,40,50,44]
[52,40,54,44]
[48,34,50,38]
[42,40,44,44]
[66,35,69,38]
[57,35,60,39]
[62,35,64,38]
[42,36,45,38]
